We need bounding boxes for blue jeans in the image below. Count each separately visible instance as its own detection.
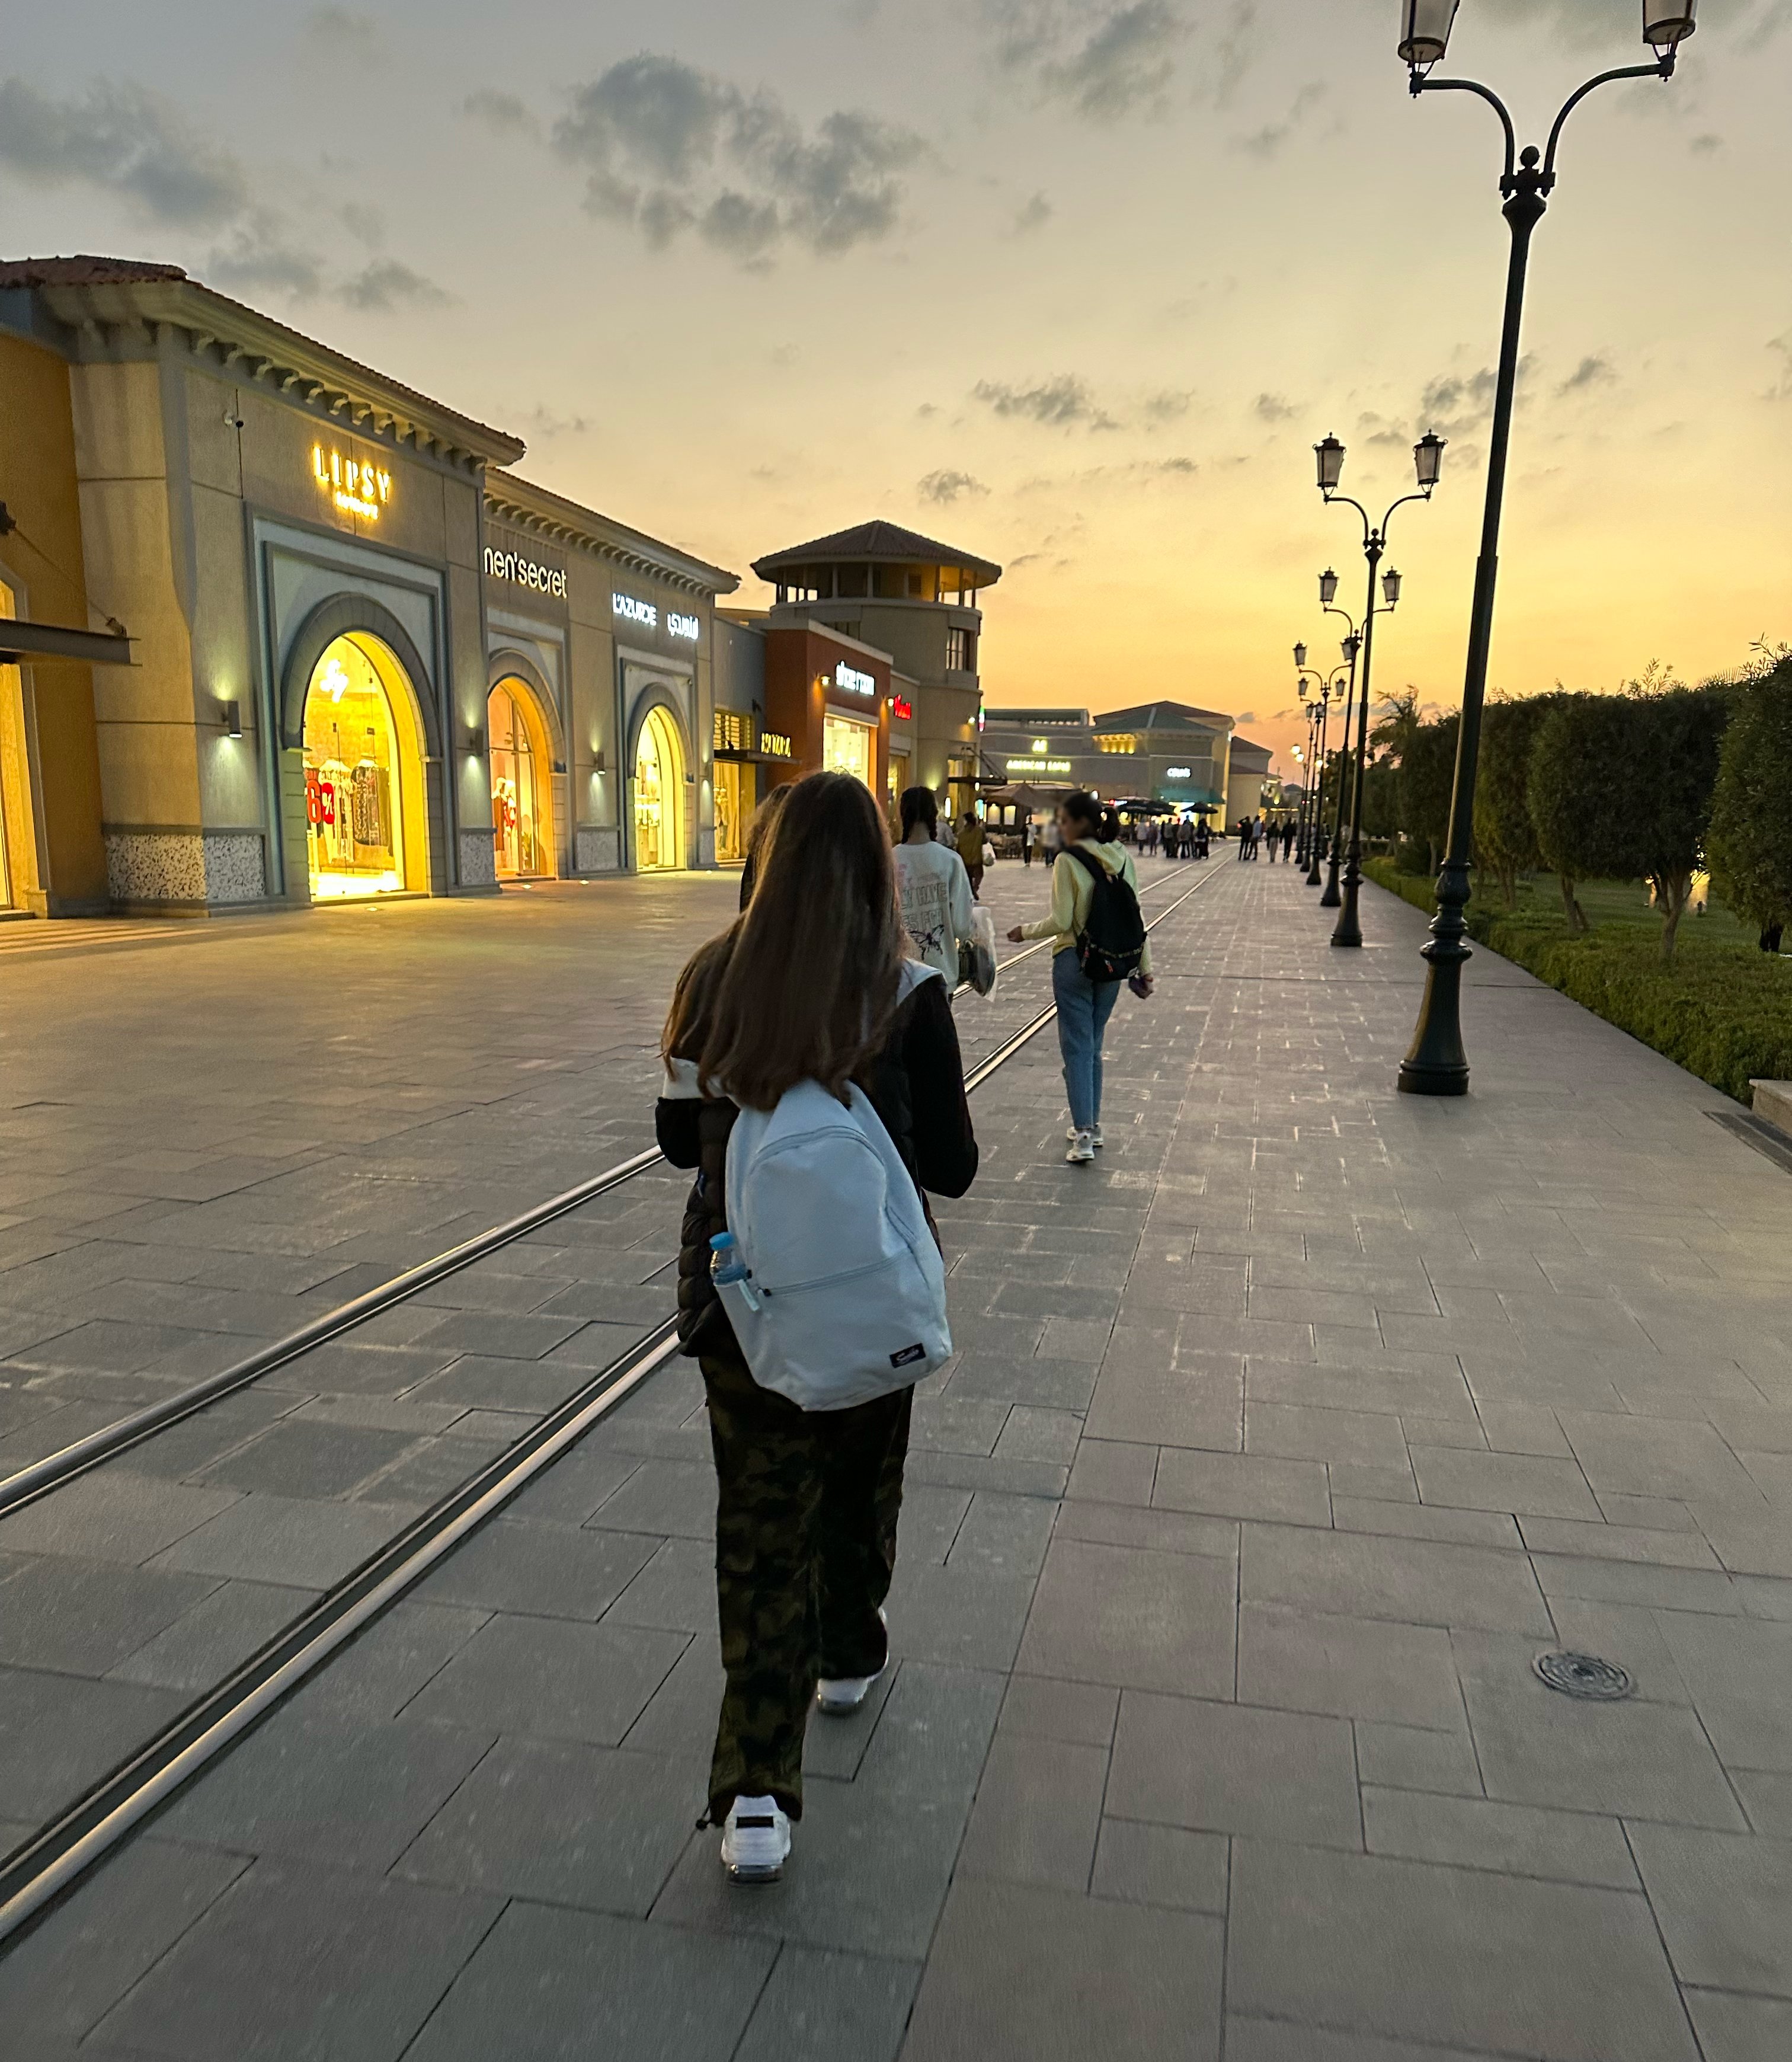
[1052,949,1121,1133]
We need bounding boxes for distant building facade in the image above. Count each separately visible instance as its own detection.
[980,699,1244,820]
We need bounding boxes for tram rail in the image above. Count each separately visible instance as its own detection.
[0,858,1223,1945]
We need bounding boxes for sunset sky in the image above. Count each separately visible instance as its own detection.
[4,0,1788,771]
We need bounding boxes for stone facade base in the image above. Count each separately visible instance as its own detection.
[104,832,267,907]
[457,829,497,888]
[575,826,621,874]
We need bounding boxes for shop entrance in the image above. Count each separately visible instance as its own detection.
[713,757,751,864]
[823,711,875,792]
[488,679,553,878]
[0,577,17,910]
[633,704,685,871]
[301,632,423,899]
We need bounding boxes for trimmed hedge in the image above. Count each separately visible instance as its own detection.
[1364,859,1792,1103]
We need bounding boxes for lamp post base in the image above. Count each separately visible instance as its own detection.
[1397,935,1473,1095]
[1330,868,1363,947]
[1304,853,1322,886]
[1319,851,1342,906]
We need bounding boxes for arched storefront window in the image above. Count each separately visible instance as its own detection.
[634,704,685,871]
[488,679,553,878]
[302,634,421,897]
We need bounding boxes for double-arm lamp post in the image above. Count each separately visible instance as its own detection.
[1395,0,1696,1092]
[1316,429,1445,947]
[1294,652,1351,882]
[1314,593,1361,907]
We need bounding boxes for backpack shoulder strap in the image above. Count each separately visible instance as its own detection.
[1061,843,1108,879]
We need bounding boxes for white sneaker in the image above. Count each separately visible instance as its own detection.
[1066,1124,1105,1147]
[1065,1130,1095,1164]
[720,1794,791,1883]
[817,1607,887,1715]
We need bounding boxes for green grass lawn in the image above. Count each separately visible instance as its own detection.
[1365,859,1792,1104]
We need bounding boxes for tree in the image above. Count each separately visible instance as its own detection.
[1473,692,1559,908]
[1620,683,1727,965]
[1527,695,1634,934]
[1706,651,1792,944]
[1397,714,1461,875]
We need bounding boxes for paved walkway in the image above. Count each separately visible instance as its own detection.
[3,860,1790,2060]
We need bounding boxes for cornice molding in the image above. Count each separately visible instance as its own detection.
[485,472,739,599]
[33,277,526,474]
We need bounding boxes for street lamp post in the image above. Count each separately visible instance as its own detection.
[1292,659,1325,869]
[1395,0,1695,1092]
[1316,430,1445,947]
[1295,657,1351,887]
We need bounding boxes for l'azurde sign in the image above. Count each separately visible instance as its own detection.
[613,592,700,641]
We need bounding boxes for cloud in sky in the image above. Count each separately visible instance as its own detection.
[206,216,325,298]
[0,75,248,225]
[974,372,1119,430]
[462,89,542,142]
[983,1,1186,120]
[918,469,989,504]
[1235,80,1325,160]
[1009,191,1053,236]
[1144,388,1193,423]
[1557,353,1616,396]
[1253,391,1298,423]
[303,7,385,60]
[552,54,923,259]
[338,258,452,312]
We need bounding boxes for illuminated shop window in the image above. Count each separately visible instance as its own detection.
[488,680,553,878]
[823,711,874,791]
[302,634,419,898]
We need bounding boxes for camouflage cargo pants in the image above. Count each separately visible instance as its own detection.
[699,1353,912,1824]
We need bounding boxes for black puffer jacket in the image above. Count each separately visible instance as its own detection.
[654,967,978,1364]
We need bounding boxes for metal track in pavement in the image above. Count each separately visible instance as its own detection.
[0,859,1224,1946]
[0,864,1200,1520]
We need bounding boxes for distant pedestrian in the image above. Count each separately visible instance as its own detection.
[1022,817,1036,867]
[1043,817,1061,868]
[658,772,978,1887]
[954,811,985,897]
[1006,790,1154,1165]
[1282,820,1296,862]
[894,787,975,984]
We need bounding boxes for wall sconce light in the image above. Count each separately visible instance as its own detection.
[464,728,484,754]
[591,751,608,773]
[219,698,242,738]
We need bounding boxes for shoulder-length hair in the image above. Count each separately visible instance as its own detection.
[662,772,902,1110]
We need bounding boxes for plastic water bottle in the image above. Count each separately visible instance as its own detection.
[709,1232,760,1309]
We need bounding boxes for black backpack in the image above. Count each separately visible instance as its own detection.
[1062,845,1145,982]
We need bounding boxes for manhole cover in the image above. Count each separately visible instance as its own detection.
[1534,1651,1632,1700]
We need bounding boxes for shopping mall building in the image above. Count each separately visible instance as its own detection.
[0,258,1002,913]
[978,700,1275,823]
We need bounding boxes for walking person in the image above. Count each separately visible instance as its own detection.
[1042,816,1061,869]
[1022,815,1036,868]
[1282,818,1296,862]
[894,786,976,984]
[954,810,985,898]
[657,772,979,1884]
[1006,791,1154,1165]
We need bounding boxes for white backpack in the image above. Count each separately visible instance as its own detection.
[716,1052,952,1413]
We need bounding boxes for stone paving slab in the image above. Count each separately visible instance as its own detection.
[4,861,1791,2057]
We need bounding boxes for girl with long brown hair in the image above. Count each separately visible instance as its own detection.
[656,771,978,1882]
